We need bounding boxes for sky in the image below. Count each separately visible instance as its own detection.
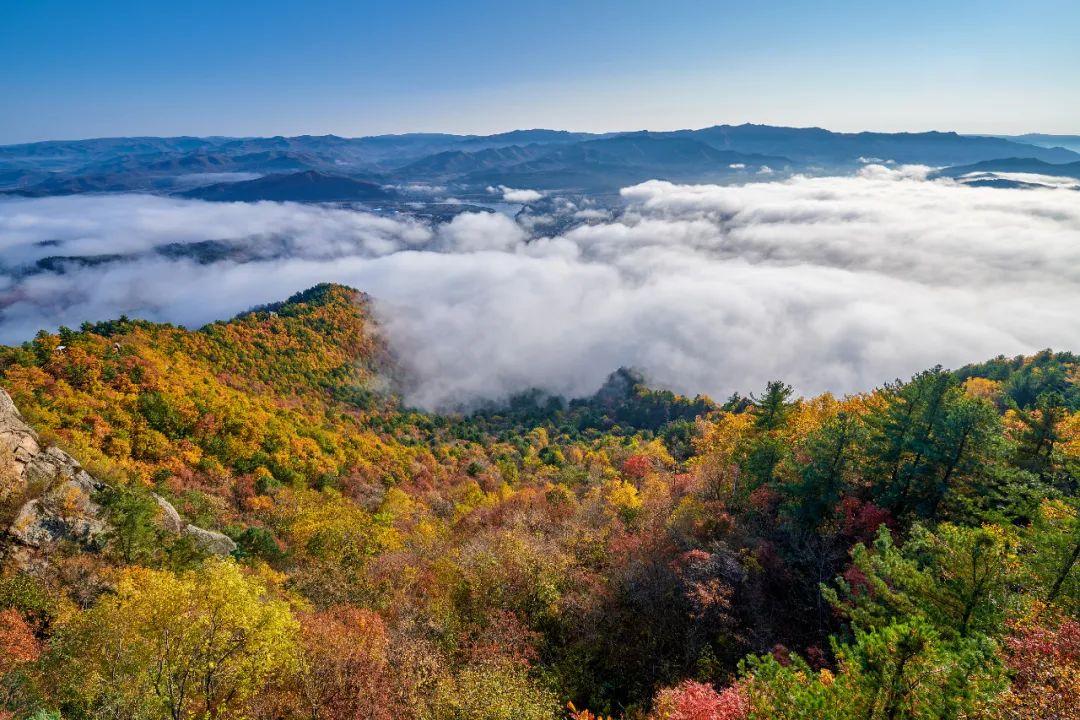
[1,0,1077,143]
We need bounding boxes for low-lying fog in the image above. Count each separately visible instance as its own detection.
[2,165,1079,409]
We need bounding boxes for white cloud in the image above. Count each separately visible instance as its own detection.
[728,163,746,170]
[0,194,433,267]
[956,171,1080,191]
[516,212,557,233]
[2,173,1079,410]
[435,211,526,252]
[487,184,544,203]
[573,208,610,221]
[388,182,447,194]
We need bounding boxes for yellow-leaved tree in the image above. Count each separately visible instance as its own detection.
[49,559,298,720]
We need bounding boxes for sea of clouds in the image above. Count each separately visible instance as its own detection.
[2,165,1079,409]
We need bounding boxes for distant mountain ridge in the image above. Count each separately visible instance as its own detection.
[181,170,393,202]
[2,123,1078,199]
[460,134,791,190]
[993,133,1080,154]
[665,125,1079,165]
[931,157,1080,180]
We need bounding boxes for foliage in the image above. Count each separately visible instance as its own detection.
[826,523,1020,640]
[2,286,1080,718]
[433,659,559,720]
[996,613,1080,719]
[743,620,1002,719]
[651,680,747,720]
[0,608,43,720]
[47,559,298,720]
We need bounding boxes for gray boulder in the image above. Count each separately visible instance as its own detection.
[9,470,108,547]
[152,493,235,556]
[184,524,238,556]
[153,493,187,534]
[0,389,43,479]
[1,389,108,550]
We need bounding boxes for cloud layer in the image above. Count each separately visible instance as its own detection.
[2,168,1079,409]
[488,185,545,203]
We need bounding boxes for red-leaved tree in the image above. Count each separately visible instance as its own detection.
[651,679,748,720]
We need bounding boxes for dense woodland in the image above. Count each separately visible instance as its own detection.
[2,284,1080,719]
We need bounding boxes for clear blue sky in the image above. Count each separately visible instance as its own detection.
[1,0,1076,143]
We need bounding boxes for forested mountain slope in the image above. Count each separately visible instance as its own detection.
[2,284,1080,719]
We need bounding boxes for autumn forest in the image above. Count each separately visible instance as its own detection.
[0,283,1077,719]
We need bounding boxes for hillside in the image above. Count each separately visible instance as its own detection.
[674,124,1080,165]
[181,170,393,202]
[3,285,1080,719]
[0,285,414,498]
[462,135,790,190]
[395,144,553,180]
[931,157,1080,180]
[1001,133,1080,154]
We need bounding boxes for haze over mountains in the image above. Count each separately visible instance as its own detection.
[2,123,1079,200]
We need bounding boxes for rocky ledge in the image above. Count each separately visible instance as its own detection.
[0,388,236,567]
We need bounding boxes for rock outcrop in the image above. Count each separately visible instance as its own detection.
[153,493,186,534]
[152,493,237,555]
[0,389,42,472]
[1,387,235,563]
[9,460,108,548]
[1,391,109,552]
[183,524,238,556]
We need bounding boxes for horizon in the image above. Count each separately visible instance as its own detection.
[4,122,1078,148]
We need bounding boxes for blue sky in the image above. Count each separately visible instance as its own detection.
[1,0,1076,143]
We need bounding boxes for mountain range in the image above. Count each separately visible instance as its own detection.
[2,123,1079,200]
[930,157,1080,180]
[994,133,1080,154]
